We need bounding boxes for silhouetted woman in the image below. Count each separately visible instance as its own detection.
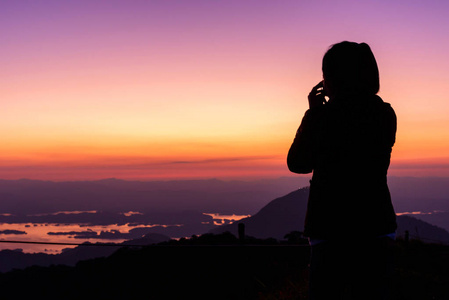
[287,41,397,300]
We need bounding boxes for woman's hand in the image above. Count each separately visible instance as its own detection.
[308,81,327,109]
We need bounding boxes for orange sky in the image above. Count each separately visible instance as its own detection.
[2,0,449,180]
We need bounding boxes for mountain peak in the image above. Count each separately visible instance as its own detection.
[212,187,449,244]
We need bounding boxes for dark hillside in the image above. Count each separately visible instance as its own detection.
[212,188,308,239]
[0,234,310,300]
[213,187,449,244]
[0,233,448,300]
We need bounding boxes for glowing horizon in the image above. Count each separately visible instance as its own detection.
[2,0,449,180]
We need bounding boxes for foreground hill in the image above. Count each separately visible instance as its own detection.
[0,233,448,300]
[0,233,170,273]
[212,187,449,244]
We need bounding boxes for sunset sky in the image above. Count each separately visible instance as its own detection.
[2,0,449,180]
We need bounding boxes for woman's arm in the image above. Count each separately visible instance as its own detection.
[287,82,326,174]
[287,110,314,174]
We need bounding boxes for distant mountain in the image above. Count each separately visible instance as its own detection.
[212,187,449,244]
[0,176,447,219]
[396,215,449,244]
[404,211,449,233]
[212,188,309,239]
[0,177,309,216]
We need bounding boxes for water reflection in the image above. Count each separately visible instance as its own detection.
[203,213,251,225]
[396,210,445,216]
[0,222,171,253]
[0,211,245,253]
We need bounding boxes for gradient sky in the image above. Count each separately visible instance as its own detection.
[2,0,449,180]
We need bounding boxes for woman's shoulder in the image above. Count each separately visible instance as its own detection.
[375,96,396,117]
[373,95,393,107]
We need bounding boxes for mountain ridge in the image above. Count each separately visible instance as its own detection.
[212,187,449,244]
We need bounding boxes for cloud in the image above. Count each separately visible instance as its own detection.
[121,211,143,217]
[47,230,97,237]
[168,155,279,165]
[396,210,446,216]
[0,230,27,235]
[390,162,449,170]
[0,155,281,170]
[30,211,97,217]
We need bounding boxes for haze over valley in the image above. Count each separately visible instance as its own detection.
[0,176,448,254]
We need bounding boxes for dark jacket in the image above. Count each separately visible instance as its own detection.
[287,94,397,239]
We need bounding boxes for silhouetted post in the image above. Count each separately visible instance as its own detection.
[405,230,409,245]
[238,223,245,243]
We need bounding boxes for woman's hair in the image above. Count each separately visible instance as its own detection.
[322,41,379,96]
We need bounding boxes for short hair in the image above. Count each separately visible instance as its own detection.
[322,41,380,95]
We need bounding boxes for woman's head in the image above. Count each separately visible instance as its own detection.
[322,41,379,97]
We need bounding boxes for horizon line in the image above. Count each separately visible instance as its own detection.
[1,175,449,183]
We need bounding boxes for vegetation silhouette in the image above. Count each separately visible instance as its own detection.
[0,232,310,300]
[0,232,448,299]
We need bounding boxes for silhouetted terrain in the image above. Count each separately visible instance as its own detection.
[0,181,448,299]
[407,211,449,233]
[213,188,449,244]
[0,233,170,273]
[0,232,448,300]
[212,187,308,239]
